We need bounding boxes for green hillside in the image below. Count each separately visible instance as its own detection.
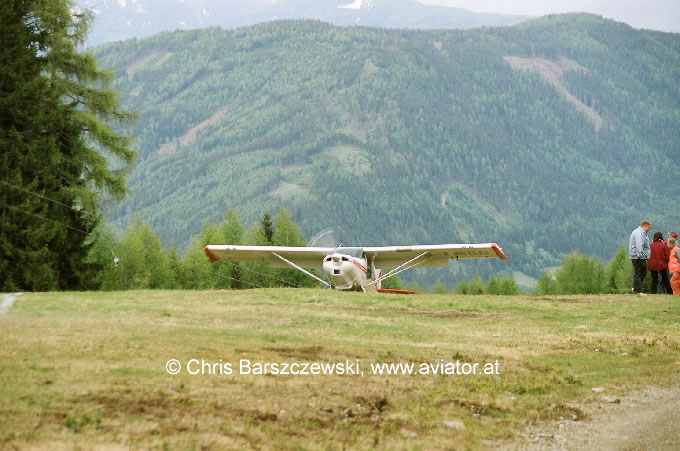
[96,14,680,280]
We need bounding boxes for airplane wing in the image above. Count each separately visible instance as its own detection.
[205,245,332,268]
[364,243,509,270]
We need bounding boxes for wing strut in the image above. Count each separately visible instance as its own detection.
[363,252,431,289]
[272,252,331,288]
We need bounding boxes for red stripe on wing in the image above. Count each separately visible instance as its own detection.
[491,243,510,261]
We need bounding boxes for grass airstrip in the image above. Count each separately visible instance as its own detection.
[1,289,679,449]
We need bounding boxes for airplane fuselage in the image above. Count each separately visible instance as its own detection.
[322,248,381,292]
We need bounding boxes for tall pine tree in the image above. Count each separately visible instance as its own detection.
[0,0,135,290]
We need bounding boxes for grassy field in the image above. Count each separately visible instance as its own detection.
[1,289,679,449]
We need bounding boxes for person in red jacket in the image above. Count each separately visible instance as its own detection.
[648,232,671,294]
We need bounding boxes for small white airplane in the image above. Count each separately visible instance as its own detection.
[205,243,509,292]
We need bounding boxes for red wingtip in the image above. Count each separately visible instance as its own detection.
[204,246,219,263]
[491,243,510,261]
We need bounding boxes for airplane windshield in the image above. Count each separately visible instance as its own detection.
[333,247,364,259]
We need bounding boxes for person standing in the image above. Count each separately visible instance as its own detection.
[669,238,680,295]
[648,232,671,294]
[629,220,651,294]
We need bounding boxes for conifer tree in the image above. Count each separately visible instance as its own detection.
[117,216,172,289]
[272,208,317,287]
[554,252,581,294]
[535,271,556,295]
[0,0,135,290]
[406,279,426,293]
[260,213,274,244]
[500,275,520,295]
[219,208,245,288]
[184,223,224,289]
[221,209,245,244]
[431,279,447,294]
[168,244,185,289]
[83,221,120,290]
[453,279,469,294]
[469,274,485,295]
[241,223,274,288]
[554,251,608,294]
[607,245,631,293]
[272,209,305,246]
[485,275,502,294]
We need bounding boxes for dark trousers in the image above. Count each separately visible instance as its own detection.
[650,270,672,294]
[631,259,647,293]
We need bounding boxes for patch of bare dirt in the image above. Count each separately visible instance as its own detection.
[123,51,172,73]
[154,52,173,67]
[156,106,228,156]
[84,389,281,428]
[261,345,324,359]
[123,52,158,72]
[304,394,390,428]
[307,302,491,319]
[504,56,604,132]
[495,385,680,450]
[504,56,585,85]
[267,180,306,200]
[532,296,595,304]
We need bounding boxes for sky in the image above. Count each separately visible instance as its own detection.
[418,0,680,33]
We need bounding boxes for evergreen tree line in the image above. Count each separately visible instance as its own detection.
[85,208,320,290]
[84,207,642,295]
[450,275,520,296]
[381,273,520,295]
[441,246,644,296]
[534,247,639,295]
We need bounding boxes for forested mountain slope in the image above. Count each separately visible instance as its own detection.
[96,14,680,280]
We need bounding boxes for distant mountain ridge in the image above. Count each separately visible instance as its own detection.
[95,15,680,284]
[78,0,529,45]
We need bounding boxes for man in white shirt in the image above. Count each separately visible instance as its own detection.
[628,220,651,294]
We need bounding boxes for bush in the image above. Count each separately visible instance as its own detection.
[534,270,556,295]
[381,274,403,290]
[485,275,502,294]
[500,276,520,295]
[453,279,469,294]
[469,274,484,295]
[430,279,447,294]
